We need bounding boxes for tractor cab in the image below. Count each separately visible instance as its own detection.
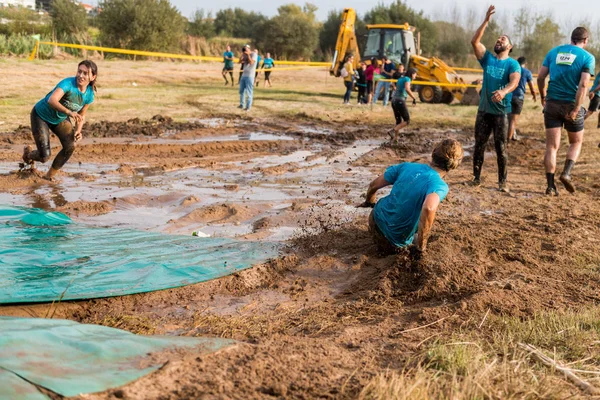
[363,24,418,69]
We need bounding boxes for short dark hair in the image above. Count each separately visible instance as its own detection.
[571,27,589,44]
[517,56,526,65]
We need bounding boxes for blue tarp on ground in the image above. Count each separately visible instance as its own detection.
[0,205,279,303]
[0,317,235,399]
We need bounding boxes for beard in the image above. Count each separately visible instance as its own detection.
[494,44,508,54]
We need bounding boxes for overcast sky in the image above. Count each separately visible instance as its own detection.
[188,0,597,24]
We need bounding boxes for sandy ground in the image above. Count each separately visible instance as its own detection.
[1,60,600,399]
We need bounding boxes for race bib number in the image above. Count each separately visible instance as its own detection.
[556,53,577,66]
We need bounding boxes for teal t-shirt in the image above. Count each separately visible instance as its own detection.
[263,57,274,69]
[478,51,521,115]
[393,76,411,100]
[34,77,95,125]
[223,51,234,69]
[373,163,449,248]
[543,44,595,102]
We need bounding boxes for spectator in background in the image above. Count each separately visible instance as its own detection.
[364,57,378,104]
[222,45,234,86]
[238,48,246,85]
[239,45,258,111]
[342,55,355,104]
[584,71,600,129]
[508,56,536,141]
[373,56,396,107]
[262,52,275,87]
[254,50,262,87]
[356,62,368,104]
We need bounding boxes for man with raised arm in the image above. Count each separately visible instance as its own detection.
[471,5,521,193]
[538,27,595,196]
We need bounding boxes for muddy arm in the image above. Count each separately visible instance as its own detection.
[471,5,495,60]
[47,88,83,125]
[415,193,441,251]
[358,175,390,207]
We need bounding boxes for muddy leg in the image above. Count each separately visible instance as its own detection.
[47,119,75,178]
[473,112,493,184]
[28,107,52,164]
[493,114,509,188]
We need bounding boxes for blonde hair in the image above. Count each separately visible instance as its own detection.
[431,139,463,171]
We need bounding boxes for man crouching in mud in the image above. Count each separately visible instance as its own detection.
[358,139,463,259]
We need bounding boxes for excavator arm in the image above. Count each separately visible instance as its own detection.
[329,8,360,77]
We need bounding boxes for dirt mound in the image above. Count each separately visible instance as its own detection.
[170,203,265,226]
[57,200,114,217]
[84,115,203,138]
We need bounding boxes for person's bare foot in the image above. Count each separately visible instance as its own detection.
[44,167,59,182]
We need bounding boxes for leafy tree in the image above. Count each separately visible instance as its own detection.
[213,8,266,38]
[97,0,186,52]
[522,17,564,70]
[50,0,88,37]
[254,3,320,60]
[187,9,216,39]
[363,0,438,55]
[434,21,470,65]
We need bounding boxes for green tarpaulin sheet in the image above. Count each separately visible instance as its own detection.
[0,206,279,303]
[0,317,235,398]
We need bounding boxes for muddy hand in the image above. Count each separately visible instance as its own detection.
[491,89,505,103]
[356,200,375,208]
[74,131,82,142]
[69,111,83,125]
[567,108,580,122]
[485,5,495,22]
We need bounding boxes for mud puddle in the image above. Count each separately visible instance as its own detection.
[0,139,380,240]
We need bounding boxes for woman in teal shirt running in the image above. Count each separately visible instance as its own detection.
[262,52,275,87]
[22,60,97,181]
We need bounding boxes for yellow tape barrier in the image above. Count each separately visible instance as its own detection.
[29,41,330,68]
[379,78,480,88]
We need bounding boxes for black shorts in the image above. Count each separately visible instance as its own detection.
[367,80,374,94]
[222,66,233,72]
[511,97,524,115]
[589,95,600,112]
[265,71,271,79]
[391,98,410,125]
[543,100,586,132]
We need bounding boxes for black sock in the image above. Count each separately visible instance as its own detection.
[562,159,575,176]
[546,172,555,188]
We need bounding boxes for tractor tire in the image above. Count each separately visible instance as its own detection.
[441,91,455,104]
[418,85,443,104]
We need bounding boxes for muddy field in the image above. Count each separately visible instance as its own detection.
[1,60,600,399]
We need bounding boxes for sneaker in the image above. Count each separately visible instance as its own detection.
[559,173,575,193]
[511,131,520,141]
[471,177,481,187]
[545,186,559,196]
[238,105,244,109]
[498,182,510,193]
[386,129,395,140]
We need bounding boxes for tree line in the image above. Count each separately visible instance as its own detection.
[1,0,599,69]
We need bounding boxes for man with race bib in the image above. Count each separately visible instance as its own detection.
[537,27,595,195]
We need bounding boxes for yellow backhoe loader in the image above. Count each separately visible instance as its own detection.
[330,8,477,105]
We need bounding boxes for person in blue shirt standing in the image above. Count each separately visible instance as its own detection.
[221,45,234,87]
[262,52,275,88]
[357,139,464,258]
[471,5,521,193]
[389,68,417,143]
[508,56,536,141]
[22,60,97,181]
[254,51,262,87]
[584,72,600,129]
[373,56,396,107]
[537,27,595,195]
